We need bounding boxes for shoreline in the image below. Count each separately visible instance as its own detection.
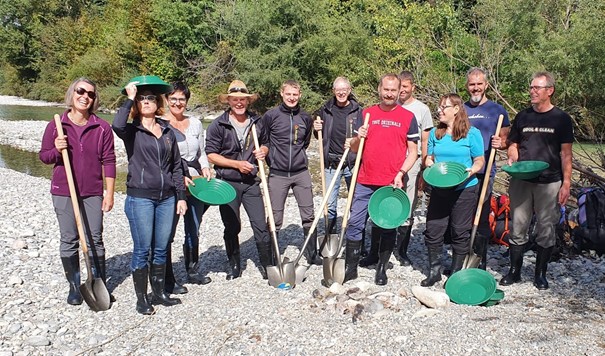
[0,95,63,107]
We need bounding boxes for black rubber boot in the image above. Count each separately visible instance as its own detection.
[473,233,489,270]
[344,239,362,284]
[359,226,381,267]
[375,236,395,286]
[303,227,322,265]
[534,246,553,290]
[396,225,412,266]
[421,247,442,287]
[500,244,526,286]
[150,264,181,306]
[360,224,368,257]
[255,241,272,280]
[184,244,211,285]
[60,255,83,306]
[449,253,466,276]
[224,237,241,280]
[328,218,337,235]
[164,245,188,295]
[132,268,154,315]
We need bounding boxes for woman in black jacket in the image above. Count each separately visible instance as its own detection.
[112,76,186,315]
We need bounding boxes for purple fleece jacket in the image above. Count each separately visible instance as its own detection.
[39,110,116,197]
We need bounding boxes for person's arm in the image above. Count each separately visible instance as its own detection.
[507,142,519,165]
[559,143,573,205]
[420,129,430,168]
[101,121,116,212]
[39,120,62,164]
[112,100,134,139]
[394,140,418,188]
[102,177,115,212]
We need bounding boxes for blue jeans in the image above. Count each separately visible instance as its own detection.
[346,184,396,241]
[171,195,208,248]
[125,195,176,270]
[324,166,353,220]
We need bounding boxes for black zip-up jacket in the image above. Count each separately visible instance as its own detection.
[315,96,363,168]
[205,109,268,183]
[112,99,186,201]
[262,103,313,175]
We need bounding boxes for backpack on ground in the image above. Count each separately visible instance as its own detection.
[489,194,510,246]
[572,187,605,255]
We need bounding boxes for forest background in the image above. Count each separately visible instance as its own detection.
[1,0,604,146]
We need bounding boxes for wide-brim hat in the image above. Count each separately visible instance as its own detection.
[218,80,259,104]
[121,75,173,95]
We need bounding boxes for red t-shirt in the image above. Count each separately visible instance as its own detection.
[357,105,419,186]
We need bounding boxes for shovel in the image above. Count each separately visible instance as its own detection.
[323,114,370,286]
[53,114,111,312]
[315,117,332,258]
[463,114,504,269]
[281,148,351,286]
[252,125,294,289]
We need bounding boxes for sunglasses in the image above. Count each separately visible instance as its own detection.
[136,95,157,102]
[228,87,248,94]
[74,87,96,100]
[168,97,187,105]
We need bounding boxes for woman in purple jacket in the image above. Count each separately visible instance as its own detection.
[39,78,116,306]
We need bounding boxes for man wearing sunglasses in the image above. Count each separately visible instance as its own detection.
[501,71,573,290]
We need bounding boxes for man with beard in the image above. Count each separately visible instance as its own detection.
[343,74,419,285]
[463,67,510,270]
[263,80,319,265]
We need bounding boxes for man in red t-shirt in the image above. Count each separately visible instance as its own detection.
[343,73,419,285]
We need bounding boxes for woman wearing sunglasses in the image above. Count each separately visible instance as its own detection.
[112,77,186,315]
[162,81,212,293]
[39,78,116,306]
[421,93,484,287]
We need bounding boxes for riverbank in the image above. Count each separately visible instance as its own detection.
[0,95,62,107]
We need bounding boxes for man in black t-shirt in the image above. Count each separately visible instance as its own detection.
[500,71,573,290]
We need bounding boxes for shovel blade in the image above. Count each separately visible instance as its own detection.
[281,261,297,287]
[322,256,336,286]
[320,233,340,258]
[295,265,309,285]
[266,265,284,288]
[80,277,110,312]
[331,258,346,285]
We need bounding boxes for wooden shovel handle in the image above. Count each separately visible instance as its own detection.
[54,114,90,256]
[316,116,328,217]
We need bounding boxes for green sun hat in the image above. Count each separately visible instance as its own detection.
[368,186,411,229]
[445,268,497,306]
[188,178,236,205]
[121,75,173,95]
[423,161,468,188]
[502,160,549,180]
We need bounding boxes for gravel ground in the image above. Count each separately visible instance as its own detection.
[1,98,605,354]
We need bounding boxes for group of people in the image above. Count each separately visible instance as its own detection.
[39,67,573,314]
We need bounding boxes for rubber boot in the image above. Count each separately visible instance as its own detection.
[60,255,83,306]
[473,233,489,270]
[359,226,381,267]
[375,236,395,286]
[164,244,188,295]
[360,224,368,257]
[150,264,181,306]
[224,237,241,280]
[396,225,412,266]
[421,247,442,287]
[449,253,466,275]
[183,244,211,285]
[534,246,553,290]
[303,227,322,265]
[255,241,272,280]
[328,218,337,235]
[500,244,526,286]
[132,268,154,315]
[343,239,362,284]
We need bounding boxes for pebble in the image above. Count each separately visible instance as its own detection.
[25,336,51,347]
[8,276,23,286]
[11,239,27,250]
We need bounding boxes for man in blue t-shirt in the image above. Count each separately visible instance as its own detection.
[463,67,510,270]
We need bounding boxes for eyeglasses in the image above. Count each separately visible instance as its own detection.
[438,105,454,112]
[333,87,351,93]
[168,97,187,105]
[529,85,552,91]
[74,87,96,100]
[228,87,248,94]
[136,95,157,102]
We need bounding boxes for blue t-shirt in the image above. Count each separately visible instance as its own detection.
[427,126,484,188]
[464,100,510,176]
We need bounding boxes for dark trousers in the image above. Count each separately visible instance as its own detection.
[219,180,270,252]
[424,184,478,254]
[268,170,314,230]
